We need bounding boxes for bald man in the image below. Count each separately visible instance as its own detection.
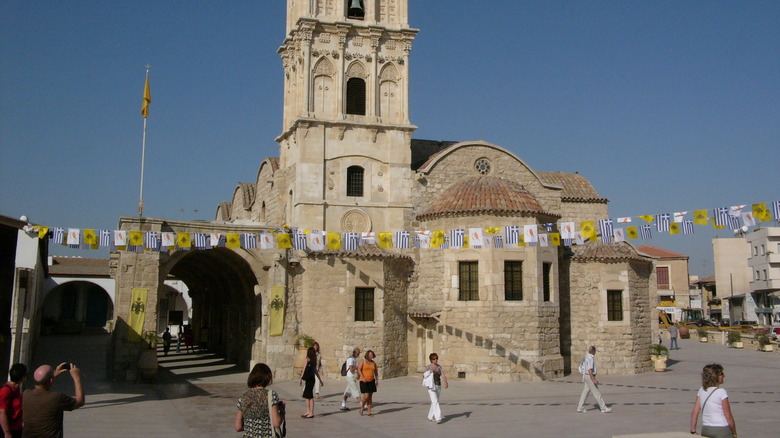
[22,363,84,438]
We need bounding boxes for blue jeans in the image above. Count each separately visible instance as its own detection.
[670,337,678,349]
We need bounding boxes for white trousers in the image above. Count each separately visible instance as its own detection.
[577,376,608,411]
[343,375,361,400]
[427,385,442,421]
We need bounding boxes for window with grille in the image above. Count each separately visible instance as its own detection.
[346,166,364,197]
[355,287,374,321]
[458,261,479,301]
[607,290,623,321]
[656,266,669,289]
[504,261,523,301]
[346,78,366,115]
[542,262,552,302]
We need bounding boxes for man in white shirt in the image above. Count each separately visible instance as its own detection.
[340,348,362,410]
[576,346,612,413]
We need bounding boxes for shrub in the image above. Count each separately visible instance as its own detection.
[297,334,315,348]
[727,331,741,345]
[650,344,669,356]
[696,328,708,338]
[756,334,771,346]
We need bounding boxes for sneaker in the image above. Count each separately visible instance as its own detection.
[601,408,612,413]
[339,406,349,411]
[435,420,442,424]
[576,408,585,413]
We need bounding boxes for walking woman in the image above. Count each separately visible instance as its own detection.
[235,363,284,438]
[423,352,448,423]
[357,350,379,416]
[690,363,737,438]
[312,342,323,399]
[299,346,322,418]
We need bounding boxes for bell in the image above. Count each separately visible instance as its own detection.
[348,0,364,16]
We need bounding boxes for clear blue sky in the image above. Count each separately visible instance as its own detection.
[2,1,778,277]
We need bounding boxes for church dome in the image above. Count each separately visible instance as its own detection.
[417,176,549,220]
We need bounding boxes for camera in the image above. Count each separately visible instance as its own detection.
[62,363,71,370]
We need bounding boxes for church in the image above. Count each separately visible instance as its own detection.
[112,0,655,382]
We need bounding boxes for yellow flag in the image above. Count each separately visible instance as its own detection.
[753,203,772,222]
[83,229,97,249]
[141,74,151,117]
[268,286,286,336]
[430,230,445,248]
[226,233,240,248]
[276,233,292,249]
[550,233,561,246]
[627,226,638,239]
[580,221,596,239]
[327,231,341,250]
[519,235,526,247]
[128,231,143,247]
[176,232,191,248]
[638,215,654,223]
[712,220,724,230]
[669,222,680,235]
[462,235,470,248]
[127,288,148,343]
[693,210,709,225]
[37,226,50,240]
[379,232,393,249]
[485,227,501,234]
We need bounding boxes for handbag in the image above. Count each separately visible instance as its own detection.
[266,389,286,438]
[302,362,314,380]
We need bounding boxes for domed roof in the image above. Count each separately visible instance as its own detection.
[417,176,554,220]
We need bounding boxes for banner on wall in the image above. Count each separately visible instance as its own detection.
[127,287,148,343]
[268,286,286,336]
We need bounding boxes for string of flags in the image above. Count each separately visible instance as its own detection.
[19,201,780,253]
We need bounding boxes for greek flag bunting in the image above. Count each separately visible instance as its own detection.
[52,227,64,245]
[504,226,520,246]
[241,233,258,249]
[145,231,160,251]
[99,230,111,248]
[598,219,613,243]
[655,214,670,233]
[441,235,450,250]
[494,235,504,248]
[773,201,780,223]
[726,214,741,230]
[713,207,729,227]
[683,220,694,235]
[394,231,410,249]
[193,233,208,249]
[343,232,359,250]
[640,224,652,240]
[293,232,308,250]
[450,229,464,248]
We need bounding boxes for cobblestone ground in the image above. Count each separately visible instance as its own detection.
[29,334,780,437]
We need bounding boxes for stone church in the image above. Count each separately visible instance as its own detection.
[112,0,655,381]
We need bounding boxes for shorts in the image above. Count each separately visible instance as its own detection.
[359,380,377,394]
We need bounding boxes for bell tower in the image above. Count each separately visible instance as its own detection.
[276,0,418,233]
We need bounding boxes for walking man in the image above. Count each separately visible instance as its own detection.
[339,348,362,411]
[576,346,611,413]
[0,363,27,438]
[22,363,84,437]
[668,324,679,350]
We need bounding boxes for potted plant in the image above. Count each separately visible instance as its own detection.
[138,331,162,380]
[294,334,315,375]
[697,327,708,343]
[650,344,669,372]
[756,334,773,352]
[727,331,743,349]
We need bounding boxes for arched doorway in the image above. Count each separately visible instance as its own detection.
[162,248,260,369]
[43,281,113,333]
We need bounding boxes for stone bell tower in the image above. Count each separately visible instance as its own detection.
[276,0,418,233]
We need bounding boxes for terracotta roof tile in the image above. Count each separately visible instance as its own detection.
[236,182,256,210]
[417,176,558,220]
[537,171,608,203]
[571,241,652,263]
[307,245,412,260]
[49,257,110,276]
[636,245,688,259]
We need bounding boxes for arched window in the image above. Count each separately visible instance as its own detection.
[346,166,364,197]
[346,78,366,115]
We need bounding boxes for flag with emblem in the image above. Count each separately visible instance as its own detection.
[669,222,680,235]
[469,228,484,248]
[673,212,687,223]
[638,215,654,223]
[416,231,431,249]
[378,232,393,249]
[258,232,274,249]
[67,229,81,247]
[210,233,222,247]
[694,210,709,225]
[729,205,746,217]
[127,288,148,343]
[640,224,652,240]
[176,232,191,249]
[752,203,771,222]
[309,230,325,250]
[450,229,465,249]
[549,233,560,246]
[683,220,694,235]
[579,221,595,240]
[431,230,446,248]
[598,219,613,243]
[505,225,520,246]
[613,228,625,242]
[361,232,376,246]
[327,231,341,250]
[575,232,585,246]
[627,226,639,239]
[114,230,128,247]
[83,229,97,247]
[524,225,538,246]
[268,286,285,336]
[485,227,501,234]
[742,212,756,227]
[276,232,292,249]
[161,232,175,248]
[617,217,632,224]
[539,234,549,247]
[127,231,143,250]
[226,233,241,249]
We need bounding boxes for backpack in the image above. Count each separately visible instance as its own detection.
[578,357,587,375]
[340,360,348,376]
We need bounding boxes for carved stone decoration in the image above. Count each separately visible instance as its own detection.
[475,158,492,175]
[335,125,346,140]
[331,50,339,59]
[341,209,372,233]
[352,37,364,47]
[327,176,334,190]
[346,61,368,79]
[318,32,331,43]
[380,64,400,82]
[313,57,335,76]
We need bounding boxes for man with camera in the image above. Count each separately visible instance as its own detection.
[22,363,84,438]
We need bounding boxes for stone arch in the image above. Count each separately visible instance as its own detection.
[215,201,232,221]
[312,58,337,116]
[345,61,368,78]
[379,63,400,121]
[42,281,113,332]
[159,248,261,367]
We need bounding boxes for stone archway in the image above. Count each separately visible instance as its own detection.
[43,281,113,333]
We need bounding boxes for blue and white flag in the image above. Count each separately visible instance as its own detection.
[494,235,504,248]
[542,223,554,232]
[52,227,64,245]
[99,230,111,248]
[683,220,694,235]
[450,229,464,249]
[293,232,308,250]
[441,235,450,250]
[242,233,258,249]
[394,231,410,249]
[655,214,670,233]
[726,214,741,230]
[773,201,780,223]
[145,231,160,251]
[713,207,729,227]
[504,226,520,246]
[598,219,613,243]
[343,232,359,250]
[640,224,653,240]
[193,233,208,249]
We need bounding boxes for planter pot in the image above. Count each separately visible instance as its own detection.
[650,355,668,372]
[293,346,308,376]
[731,342,743,349]
[137,349,159,380]
[760,344,773,352]
[678,326,690,339]
[699,337,708,343]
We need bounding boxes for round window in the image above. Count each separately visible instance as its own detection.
[475,158,491,175]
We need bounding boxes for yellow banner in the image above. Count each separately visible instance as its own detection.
[269,286,286,336]
[128,288,148,343]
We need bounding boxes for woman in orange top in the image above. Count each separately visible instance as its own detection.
[357,350,379,416]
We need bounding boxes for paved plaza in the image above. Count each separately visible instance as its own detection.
[30,334,779,437]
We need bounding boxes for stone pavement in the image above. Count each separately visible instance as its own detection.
[28,334,779,437]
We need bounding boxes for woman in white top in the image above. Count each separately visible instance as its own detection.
[690,363,736,438]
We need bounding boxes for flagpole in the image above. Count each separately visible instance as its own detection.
[139,65,151,216]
